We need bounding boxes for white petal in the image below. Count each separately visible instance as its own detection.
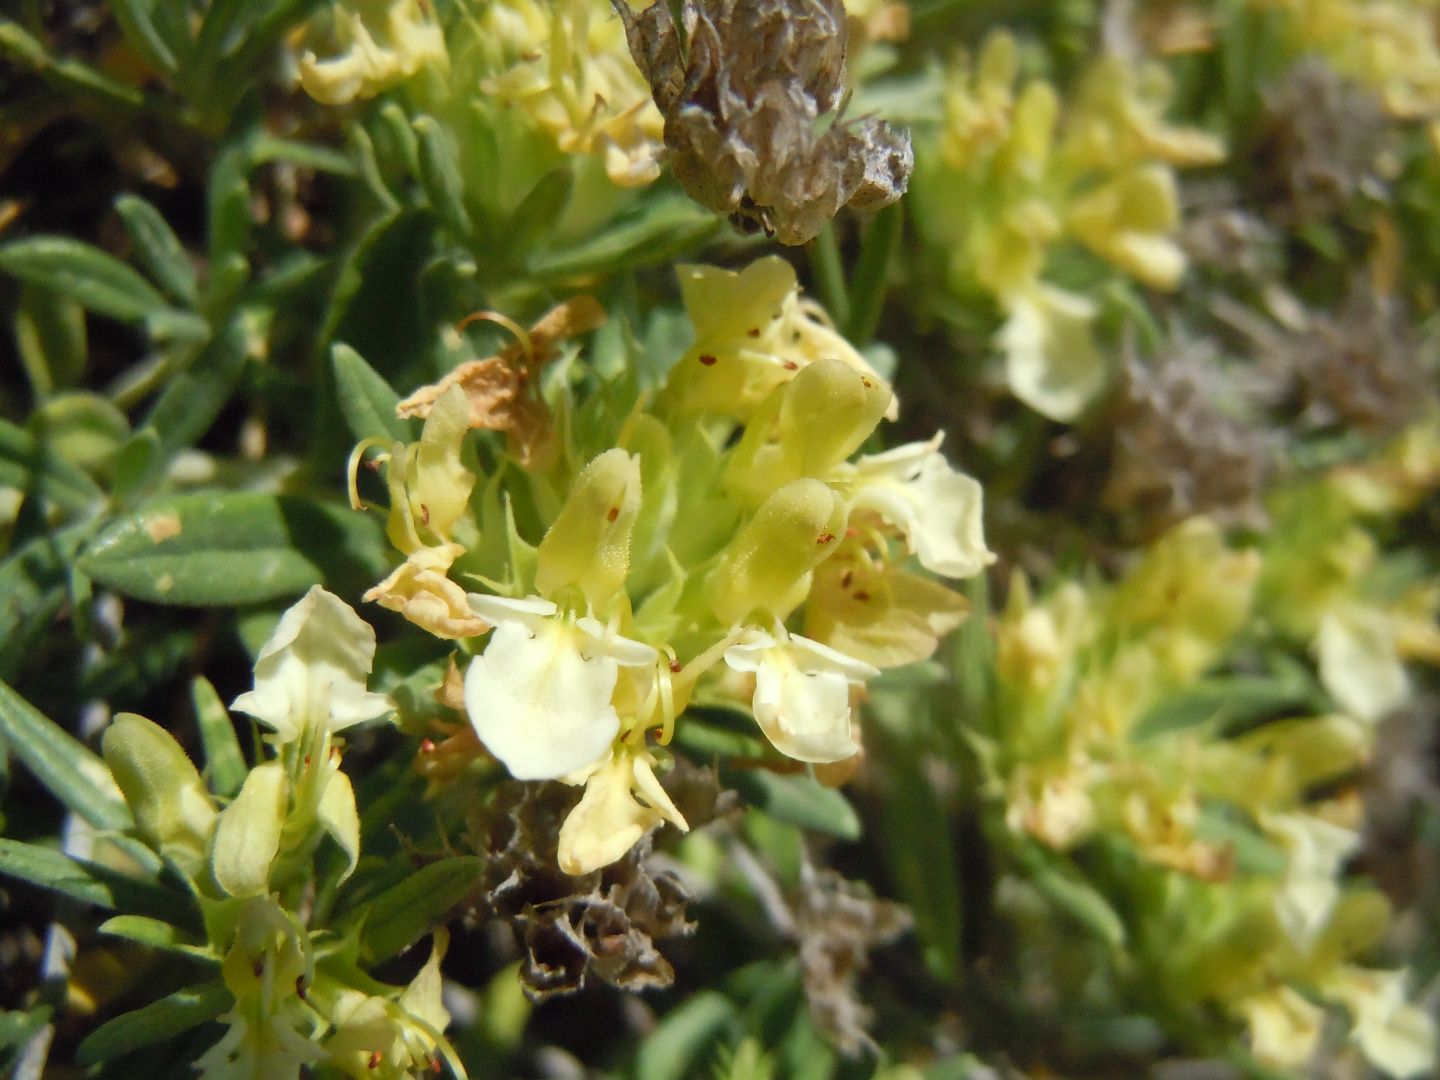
[850,442,994,579]
[784,632,881,682]
[1316,607,1409,723]
[753,657,860,763]
[998,286,1107,422]
[721,628,780,674]
[467,592,557,626]
[231,586,390,740]
[575,616,660,666]
[464,621,619,780]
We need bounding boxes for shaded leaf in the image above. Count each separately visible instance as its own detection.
[115,194,199,307]
[356,856,483,963]
[76,983,229,1066]
[332,343,416,443]
[191,677,246,798]
[636,991,736,1080]
[0,838,200,929]
[719,767,861,840]
[0,679,129,830]
[0,237,165,324]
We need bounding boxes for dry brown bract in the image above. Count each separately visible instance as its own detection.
[611,0,912,245]
[395,297,606,468]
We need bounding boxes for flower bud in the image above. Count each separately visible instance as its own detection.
[535,448,642,611]
[705,478,846,623]
[102,713,217,877]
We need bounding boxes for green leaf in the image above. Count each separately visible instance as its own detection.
[115,195,199,307]
[0,838,199,929]
[206,146,251,272]
[1016,842,1127,948]
[356,856,483,963]
[636,992,737,1080]
[0,418,104,513]
[131,316,249,479]
[0,236,166,324]
[413,116,473,240]
[99,915,214,961]
[75,983,230,1066]
[845,201,902,345]
[332,343,416,443]
[879,741,961,980]
[80,491,389,606]
[498,166,575,259]
[0,679,129,830]
[248,134,356,176]
[14,283,87,397]
[0,526,88,684]
[29,391,130,476]
[0,1005,51,1058]
[108,0,182,77]
[719,768,861,840]
[529,197,719,280]
[191,677,246,798]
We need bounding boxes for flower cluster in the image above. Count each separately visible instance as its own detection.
[910,32,1224,420]
[101,589,461,1080]
[987,442,1440,1074]
[362,255,992,875]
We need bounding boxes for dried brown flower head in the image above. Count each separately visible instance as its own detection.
[1105,343,1271,534]
[467,777,716,1000]
[1258,60,1393,221]
[1279,284,1433,436]
[793,863,911,1056]
[612,0,912,244]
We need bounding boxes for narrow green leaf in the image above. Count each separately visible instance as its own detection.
[99,915,214,961]
[108,0,181,76]
[129,318,249,483]
[332,343,415,443]
[115,195,198,306]
[636,992,736,1080]
[719,768,861,840]
[0,526,88,683]
[0,237,165,324]
[0,838,199,928]
[498,167,575,259]
[0,679,129,830]
[1016,843,1127,948]
[357,856,483,963]
[808,222,849,331]
[844,201,902,345]
[248,134,356,176]
[75,983,230,1066]
[14,283,87,397]
[0,1005,51,1056]
[191,677,246,798]
[80,491,389,606]
[0,419,104,513]
[880,742,961,980]
[206,146,251,271]
[529,197,719,280]
[0,22,147,112]
[413,116,474,240]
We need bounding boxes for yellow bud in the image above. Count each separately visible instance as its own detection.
[102,714,217,877]
[706,479,846,623]
[535,448,642,611]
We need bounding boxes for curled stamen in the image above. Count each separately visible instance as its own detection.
[346,437,392,511]
[455,310,536,367]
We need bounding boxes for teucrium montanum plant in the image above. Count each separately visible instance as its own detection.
[359,255,995,876]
